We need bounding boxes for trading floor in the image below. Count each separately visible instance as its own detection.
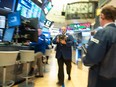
[13,49,88,87]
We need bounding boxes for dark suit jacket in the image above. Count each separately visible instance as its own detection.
[83,23,116,87]
[53,33,74,60]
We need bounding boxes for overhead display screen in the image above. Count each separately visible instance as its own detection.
[43,2,53,15]
[16,0,41,18]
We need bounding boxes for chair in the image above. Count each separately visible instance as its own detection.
[19,50,34,87]
[0,51,18,87]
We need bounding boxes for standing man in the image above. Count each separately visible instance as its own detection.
[83,5,116,87]
[53,26,74,86]
[28,28,46,77]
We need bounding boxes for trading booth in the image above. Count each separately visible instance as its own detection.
[0,0,53,86]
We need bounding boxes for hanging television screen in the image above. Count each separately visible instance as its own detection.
[0,0,16,12]
[16,0,41,18]
[38,10,46,28]
[39,10,46,23]
[44,19,53,28]
[43,2,53,15]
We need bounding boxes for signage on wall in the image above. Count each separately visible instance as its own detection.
[68,22,91,31]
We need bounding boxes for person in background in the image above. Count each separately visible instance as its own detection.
[28,28,46,77]
[45,38,51,64]
[53,26,74,86]
[83,5,116,87]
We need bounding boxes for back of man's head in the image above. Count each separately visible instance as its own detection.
[101,5,116,21]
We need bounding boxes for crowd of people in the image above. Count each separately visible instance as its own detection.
[24,5,116,87]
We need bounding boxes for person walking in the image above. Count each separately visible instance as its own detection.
[53,26,74,86]
[83,5,116,87]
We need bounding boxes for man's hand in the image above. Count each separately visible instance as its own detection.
[60,40,66,44]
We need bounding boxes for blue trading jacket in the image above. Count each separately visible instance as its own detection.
[30,34,46,54]
[53,33,74,60]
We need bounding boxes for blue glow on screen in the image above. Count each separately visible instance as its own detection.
[7,11,21,27]
[3,28,15,42]
[39,10,46,24]
[44,2,53,14]
[16,0,41,18]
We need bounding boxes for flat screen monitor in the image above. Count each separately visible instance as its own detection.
[18,30,38,43]
[7,11,21,27]
[39,10,46,23]
[16,0,41,18]
[24,18,39,29]
[3,28,15,42]
[0,15,6,28]
[0,0,16,12]
[43,2,53,15]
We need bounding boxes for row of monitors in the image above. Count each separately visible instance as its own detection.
[0,28,38,43]
[0,0,52,15]
[0,27,51,43]
[0,12,21,28]
[0,0,53,29]
[0,13,53,30]
[0,28,14,42]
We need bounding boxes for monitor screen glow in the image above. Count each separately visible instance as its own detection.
[3,28,15,42]
[0,15,6,28]
[7,11,21,27]
[16,0,41,18]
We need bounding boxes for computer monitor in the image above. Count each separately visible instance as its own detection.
[3,28,15,42]
[43,2,53,15]
[16,0,41,18]
[7,11,21,27]
[0,15,6,28]
[25,18,39,29]
[18,30,38,43]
